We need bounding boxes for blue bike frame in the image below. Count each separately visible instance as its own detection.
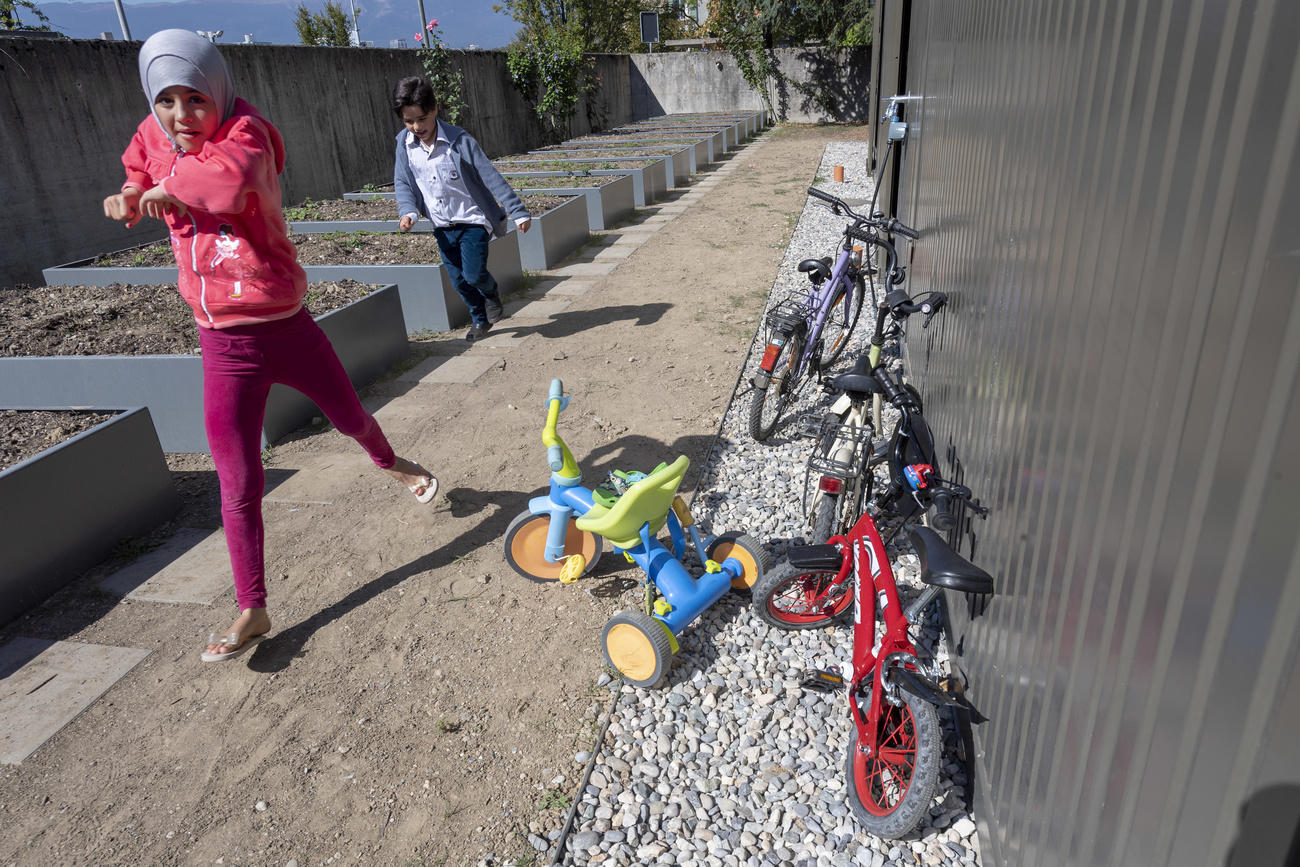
[526,380,749,636]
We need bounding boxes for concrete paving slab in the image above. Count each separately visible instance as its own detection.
[99,528,231,604]
[592,244,638,260]
[643,214,677,223]
[469,330,530,349]
[399,354,501,385]
[542,262,618,278]
[0,638,150,764]
[263,452,363,504]
[545,281,596,296]
[511,299,574,319]
[618,223,666,235]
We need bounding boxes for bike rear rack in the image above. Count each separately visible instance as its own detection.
[763,297,808,339]
[805,414,875,481]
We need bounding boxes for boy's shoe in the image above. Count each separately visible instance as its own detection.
[483,293,504,324]
[465,322,491,341]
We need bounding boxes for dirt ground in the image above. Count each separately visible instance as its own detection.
[0,123,862,866]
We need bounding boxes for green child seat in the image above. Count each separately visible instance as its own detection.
[575,455,690,550]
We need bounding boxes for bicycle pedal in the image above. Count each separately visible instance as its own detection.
[801,668,845,692]
[558,554,586,585]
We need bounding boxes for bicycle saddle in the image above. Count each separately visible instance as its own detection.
[906,526,995,594]
[831,369,883,398]
[576,455,689,550]
[798,257,833,284]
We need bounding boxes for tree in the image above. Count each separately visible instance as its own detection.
[1,0,55,31]
[293,1,355,47]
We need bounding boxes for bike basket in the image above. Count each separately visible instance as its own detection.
[763,297,808,337]
[806,417,874,480]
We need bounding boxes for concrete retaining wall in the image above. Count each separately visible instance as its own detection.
[0,37,862,287]
[628,47,872,125]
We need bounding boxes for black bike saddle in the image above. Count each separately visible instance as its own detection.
[831,370,883,398]
[907,526,995,595]
[798,257,833,284]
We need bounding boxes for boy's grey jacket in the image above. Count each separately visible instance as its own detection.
[393,121,529,239]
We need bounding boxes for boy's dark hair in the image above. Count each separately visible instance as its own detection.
[392,76,438,117]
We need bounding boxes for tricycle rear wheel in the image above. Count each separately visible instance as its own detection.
[705,532,772,591]
[503,510,603,583]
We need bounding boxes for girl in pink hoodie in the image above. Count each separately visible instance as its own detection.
[104,30,438,662]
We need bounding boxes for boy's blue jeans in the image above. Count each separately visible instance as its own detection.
[432,224,499,328]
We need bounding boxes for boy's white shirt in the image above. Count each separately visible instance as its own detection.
[401,128,529,230]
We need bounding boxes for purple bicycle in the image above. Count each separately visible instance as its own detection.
[747,189,918,441]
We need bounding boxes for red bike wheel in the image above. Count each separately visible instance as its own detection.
[751,559,852,629]
[845,686,940,839]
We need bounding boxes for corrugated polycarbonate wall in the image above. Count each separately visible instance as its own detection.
[890,2,1300,865]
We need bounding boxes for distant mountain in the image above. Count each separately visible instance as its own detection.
[37,0,521,50]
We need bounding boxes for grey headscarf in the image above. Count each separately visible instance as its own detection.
[138,29,237,141]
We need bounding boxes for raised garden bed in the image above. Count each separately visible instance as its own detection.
[285,193,573,225]
[52,231,521,338]
[6,280,408,453]
[288,194,584,273]
[520,147,691,189]
[496,163,664,209]
[573,129,726,163]
[623,121,741,152]
[513,173,635,232]
[540,136,710,172]
[0,406,179,626]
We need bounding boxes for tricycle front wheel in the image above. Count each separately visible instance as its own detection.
[602,611,674,688]
[503,510,603,583]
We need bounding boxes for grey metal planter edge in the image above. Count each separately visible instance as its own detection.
[0,406,180,627]
[516,173,635,233]
[4,283,409,453]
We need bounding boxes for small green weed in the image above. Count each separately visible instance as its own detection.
[536,789,570,811]
[437,716,461,734]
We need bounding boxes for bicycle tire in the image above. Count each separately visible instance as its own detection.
[845,685,941,839]
[748,339,797,441]
[751,559,853,630]
[812,492,840,544]
[819,274,866,369]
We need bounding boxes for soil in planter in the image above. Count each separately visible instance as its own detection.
[285,194,574,222]
[90,233,444,268]
[1,410,117,471]
[495,159,656,172]
[510,175,623,190]
[0,280,380,357]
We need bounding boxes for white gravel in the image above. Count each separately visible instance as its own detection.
[527,140,983,867]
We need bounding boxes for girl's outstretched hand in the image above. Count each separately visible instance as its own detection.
[103,187,143,228]
[138,185,189,222]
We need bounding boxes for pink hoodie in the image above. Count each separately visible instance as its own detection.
[120,98,306,329]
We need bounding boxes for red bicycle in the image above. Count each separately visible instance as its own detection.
[759,510,994,838]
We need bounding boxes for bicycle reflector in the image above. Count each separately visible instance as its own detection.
[759,342,784,371]
[904,463,934,490]
[818,476,844,494]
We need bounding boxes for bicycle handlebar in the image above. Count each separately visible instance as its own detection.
[806,187,920,240]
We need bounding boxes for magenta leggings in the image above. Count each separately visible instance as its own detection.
[199,309,396,610]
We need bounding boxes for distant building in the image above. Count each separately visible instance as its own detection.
[389,38,408,49]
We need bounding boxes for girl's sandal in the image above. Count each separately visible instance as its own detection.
[409,474,438,504]
[200,631,266,663]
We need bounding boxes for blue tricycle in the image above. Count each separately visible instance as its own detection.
[503,379,769,687]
